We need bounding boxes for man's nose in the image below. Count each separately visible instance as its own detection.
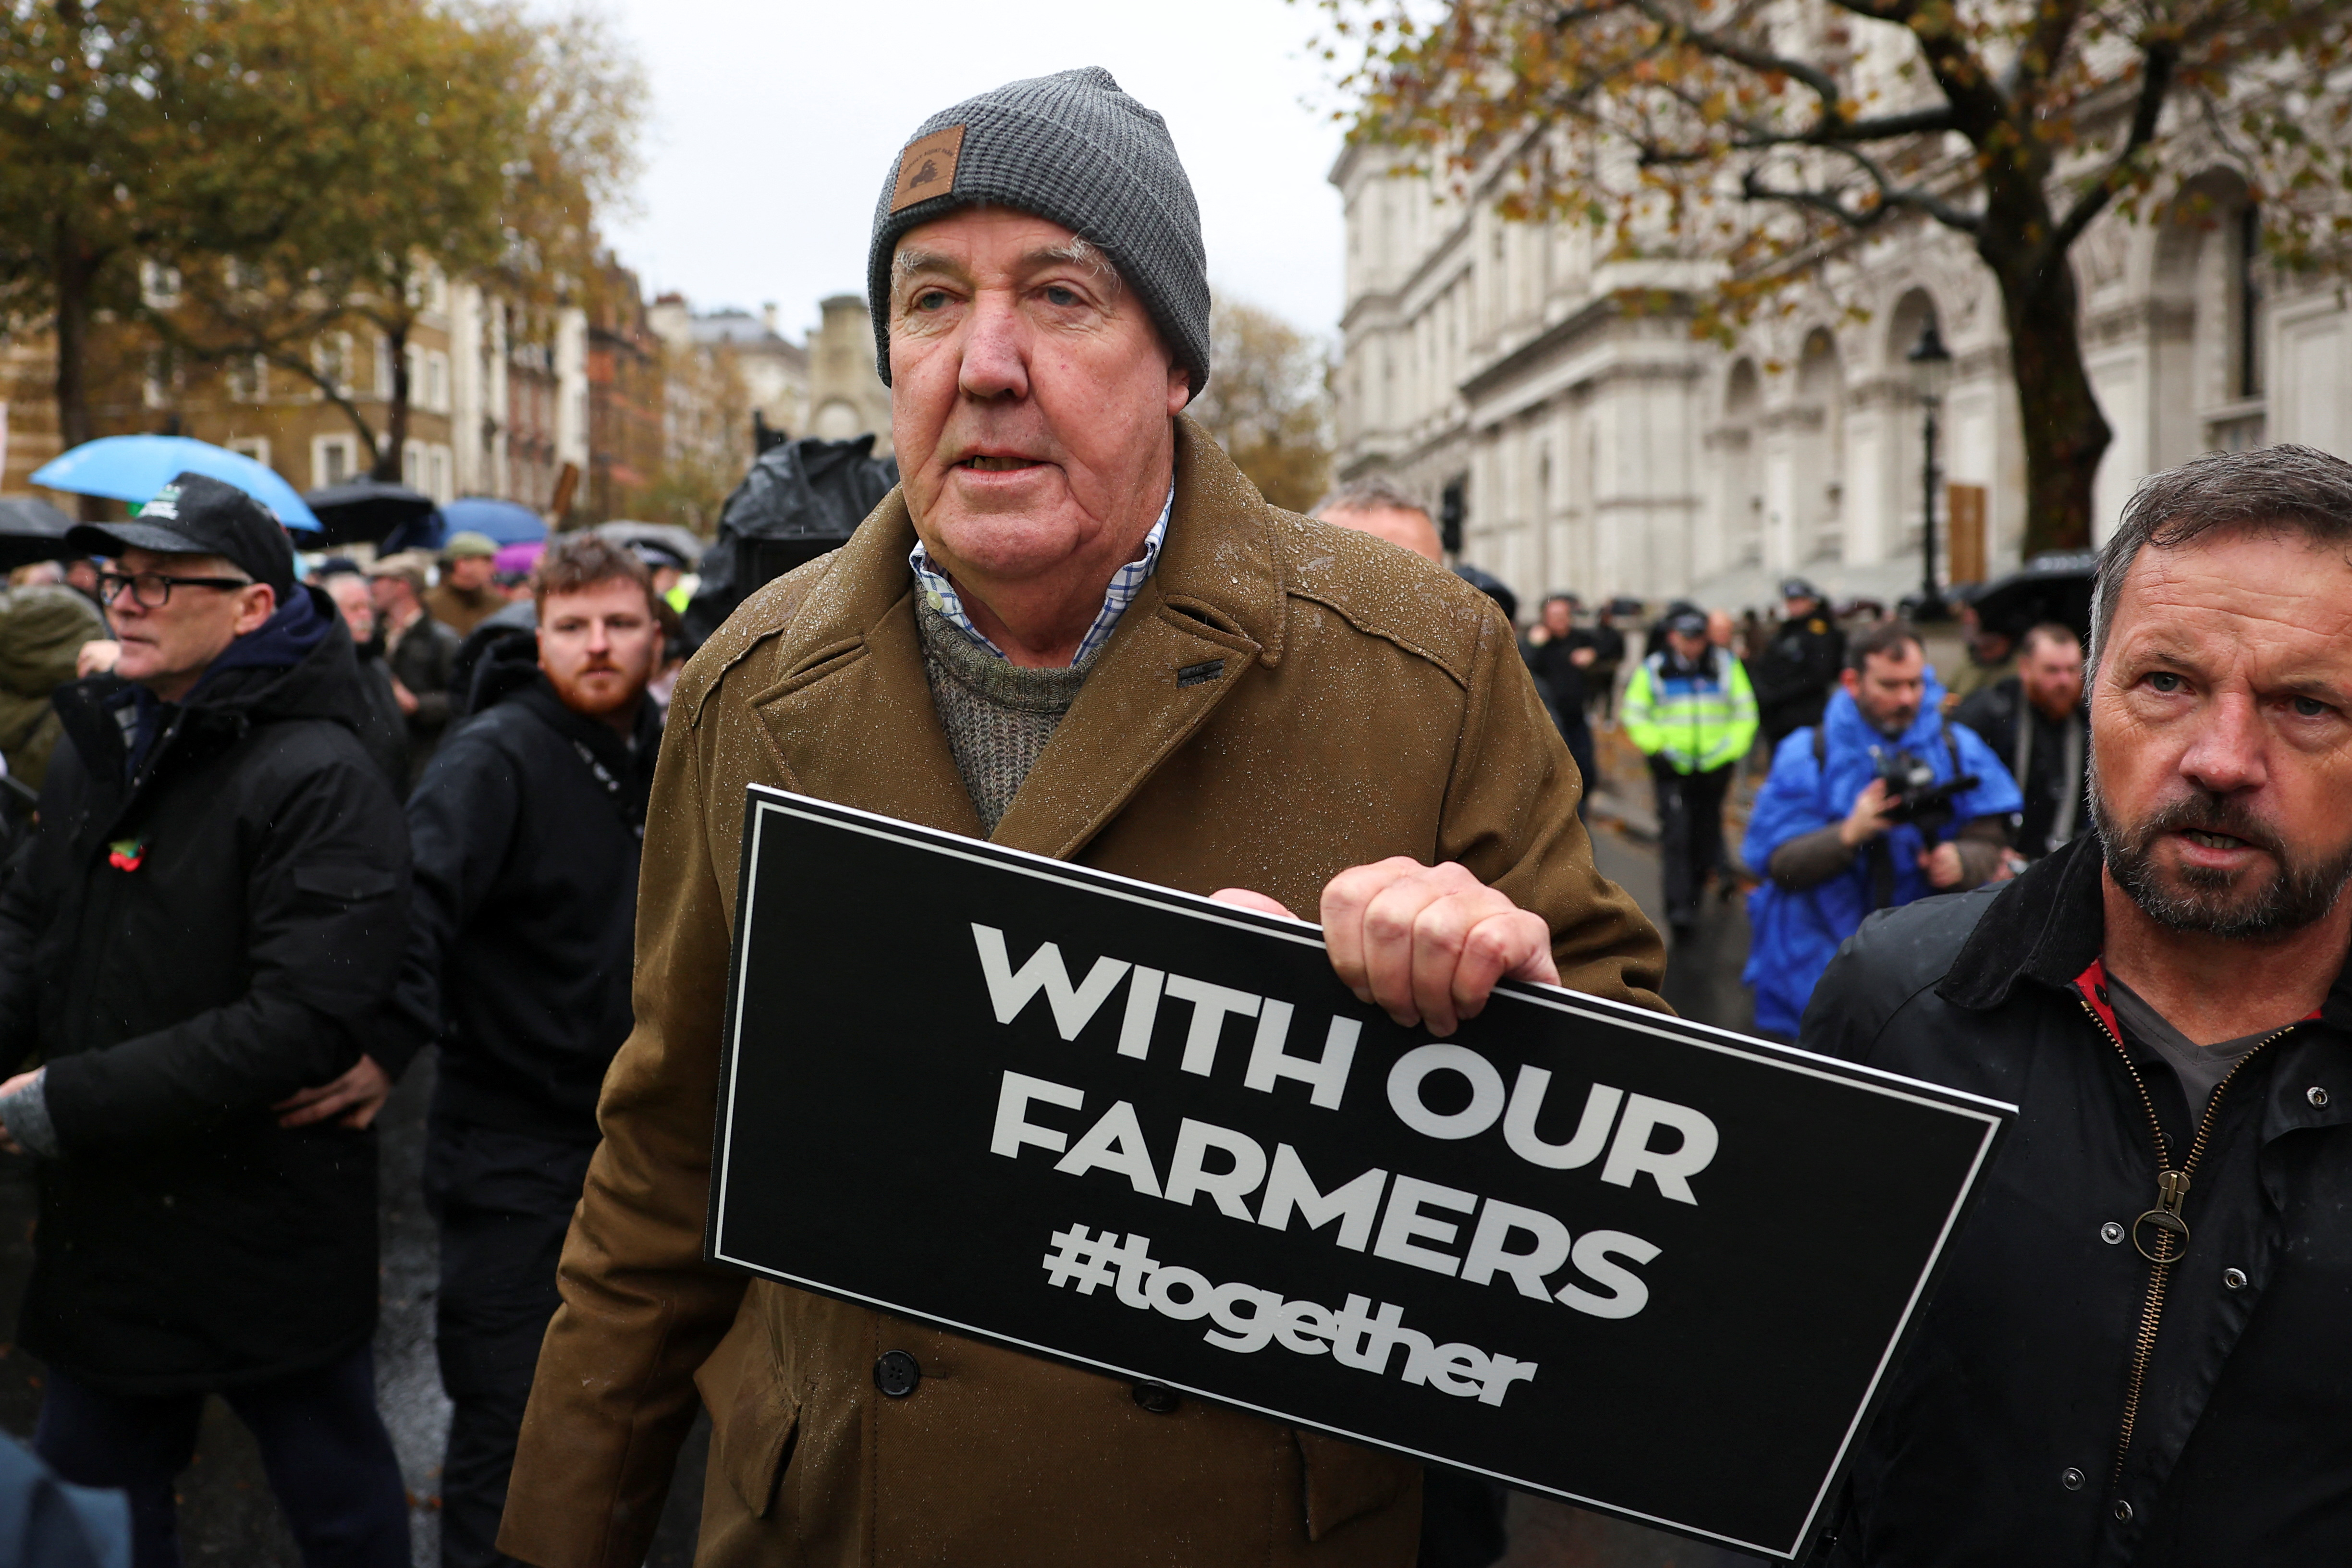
[2178,690,2267,796]
[958,295,1031,401]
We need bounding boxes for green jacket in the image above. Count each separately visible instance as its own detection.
[1623,647,1758,774]
[0,586,107,789]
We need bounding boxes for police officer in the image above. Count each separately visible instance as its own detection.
[1751,577,1846,746]
[1623,607,1759,941]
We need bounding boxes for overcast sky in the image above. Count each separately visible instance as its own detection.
[599,0,1348,347]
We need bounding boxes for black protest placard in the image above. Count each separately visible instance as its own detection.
[710,788,2011,1561]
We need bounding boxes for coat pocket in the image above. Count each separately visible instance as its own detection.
[1295,1429,1417,1541]
[705,1339,803,1519]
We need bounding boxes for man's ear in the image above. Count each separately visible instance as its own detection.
[1839,667,1862,698]
[233,584,278,637]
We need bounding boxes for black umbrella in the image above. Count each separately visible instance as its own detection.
[593,519,707,569]
[1959,550,2096,643]
[0,497,77,572]
[302,478,436,546]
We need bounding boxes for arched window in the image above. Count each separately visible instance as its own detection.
[2152,170,2263,453]
[1723,359,1764,568]
[1797,328,1846,562]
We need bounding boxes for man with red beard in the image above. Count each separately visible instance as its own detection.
[366,533,663,1568]
[1801,444,2352,1566]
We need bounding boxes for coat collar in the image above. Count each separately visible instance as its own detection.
[1937,833,2106,1011]
[1939,832,2352,1031]
[743,416,1292,861]
[1823,673,1953,757]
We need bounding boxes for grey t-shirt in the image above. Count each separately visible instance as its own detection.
[2106,973,2272,1120]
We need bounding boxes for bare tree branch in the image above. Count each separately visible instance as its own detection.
[2047,35,2180,260]
[137,288,387,465]
[1740,154,1984,234]
[1618,0,1843,105]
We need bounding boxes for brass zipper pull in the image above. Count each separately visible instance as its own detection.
[2132,1169,2192,1261]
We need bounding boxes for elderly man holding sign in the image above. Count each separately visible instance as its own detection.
[499,69,1661,1568]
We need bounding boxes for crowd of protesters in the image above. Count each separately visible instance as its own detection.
[0,488,682,1568]
[0,61,2347,1568]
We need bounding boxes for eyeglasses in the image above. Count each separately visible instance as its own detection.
[98,569,256,609]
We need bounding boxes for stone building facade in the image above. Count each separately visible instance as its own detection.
[586,257,667,523]
[0,266,888,531]
[647,298,808,441]
[0,263,588,519]
[806,294,895,459]
[1331,147,2352,612]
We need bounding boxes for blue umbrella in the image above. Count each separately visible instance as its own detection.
[382,494,547,554]
[31,434,325,534]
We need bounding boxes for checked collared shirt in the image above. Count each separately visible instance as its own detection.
[907,488,1171,665]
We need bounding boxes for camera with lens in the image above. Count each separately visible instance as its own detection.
[1873,747,1980,838]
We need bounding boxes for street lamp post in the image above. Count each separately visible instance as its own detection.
[1908,319,1954,621]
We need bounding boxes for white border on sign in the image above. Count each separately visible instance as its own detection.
[711,786,2011,1563]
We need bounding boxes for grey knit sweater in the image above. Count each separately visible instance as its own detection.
[918,602,1096,833]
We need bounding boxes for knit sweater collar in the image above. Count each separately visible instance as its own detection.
[915,599,1096,712]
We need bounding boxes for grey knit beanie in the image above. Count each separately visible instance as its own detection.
[866,67,1210,400]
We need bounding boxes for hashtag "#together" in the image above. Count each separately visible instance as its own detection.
[1042,1222,1540,1407]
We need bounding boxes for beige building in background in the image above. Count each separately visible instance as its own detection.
[0,263,589,519]
[648,298,808,440]
[0,278,893,527]
[805,294,894,458]
[648,292,891,457]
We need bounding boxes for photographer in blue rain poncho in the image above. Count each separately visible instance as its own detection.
[1742,619,2021,1038]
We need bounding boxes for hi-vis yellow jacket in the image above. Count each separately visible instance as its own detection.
[1623,647,1759,774]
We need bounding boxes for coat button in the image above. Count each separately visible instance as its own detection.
[873,1351,921,1398]
[2061,1467,2085,1491]
[2100,1222,2125,1245]
[2309,1086,2330,1108]
[1132,1381,1181,1414]
[2113,1500,2134,1523]
[2224,1267,2248,1290]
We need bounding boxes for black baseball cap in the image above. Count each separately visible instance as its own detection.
[68,471,294,597]
[1452,563,1518,625]
[1779,577,1821,601]
[1667,609,1710,638]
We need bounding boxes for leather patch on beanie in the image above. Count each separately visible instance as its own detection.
[891,125,966,213]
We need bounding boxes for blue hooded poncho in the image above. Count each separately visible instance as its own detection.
[1741,671,2022,1036]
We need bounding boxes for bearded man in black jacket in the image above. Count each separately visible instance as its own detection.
[0,473,413,1567]
[1803,444,2352,1567]
[378,532,662,1568]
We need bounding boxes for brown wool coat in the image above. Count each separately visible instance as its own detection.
[499,419,1667,1568]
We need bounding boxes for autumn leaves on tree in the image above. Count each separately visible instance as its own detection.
[1318,0,2352,553]
[0,0,643,482]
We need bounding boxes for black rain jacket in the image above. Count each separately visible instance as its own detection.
[0,587,411,1392]
[1752,614,1846,737]
[1803,834,2352,1566]
[392,626,658,1144]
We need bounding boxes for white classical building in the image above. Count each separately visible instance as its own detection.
[1331,146,2352,612]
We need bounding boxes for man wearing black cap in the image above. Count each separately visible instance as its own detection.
[0,472,413,1565]
[1750,578,1845,747]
